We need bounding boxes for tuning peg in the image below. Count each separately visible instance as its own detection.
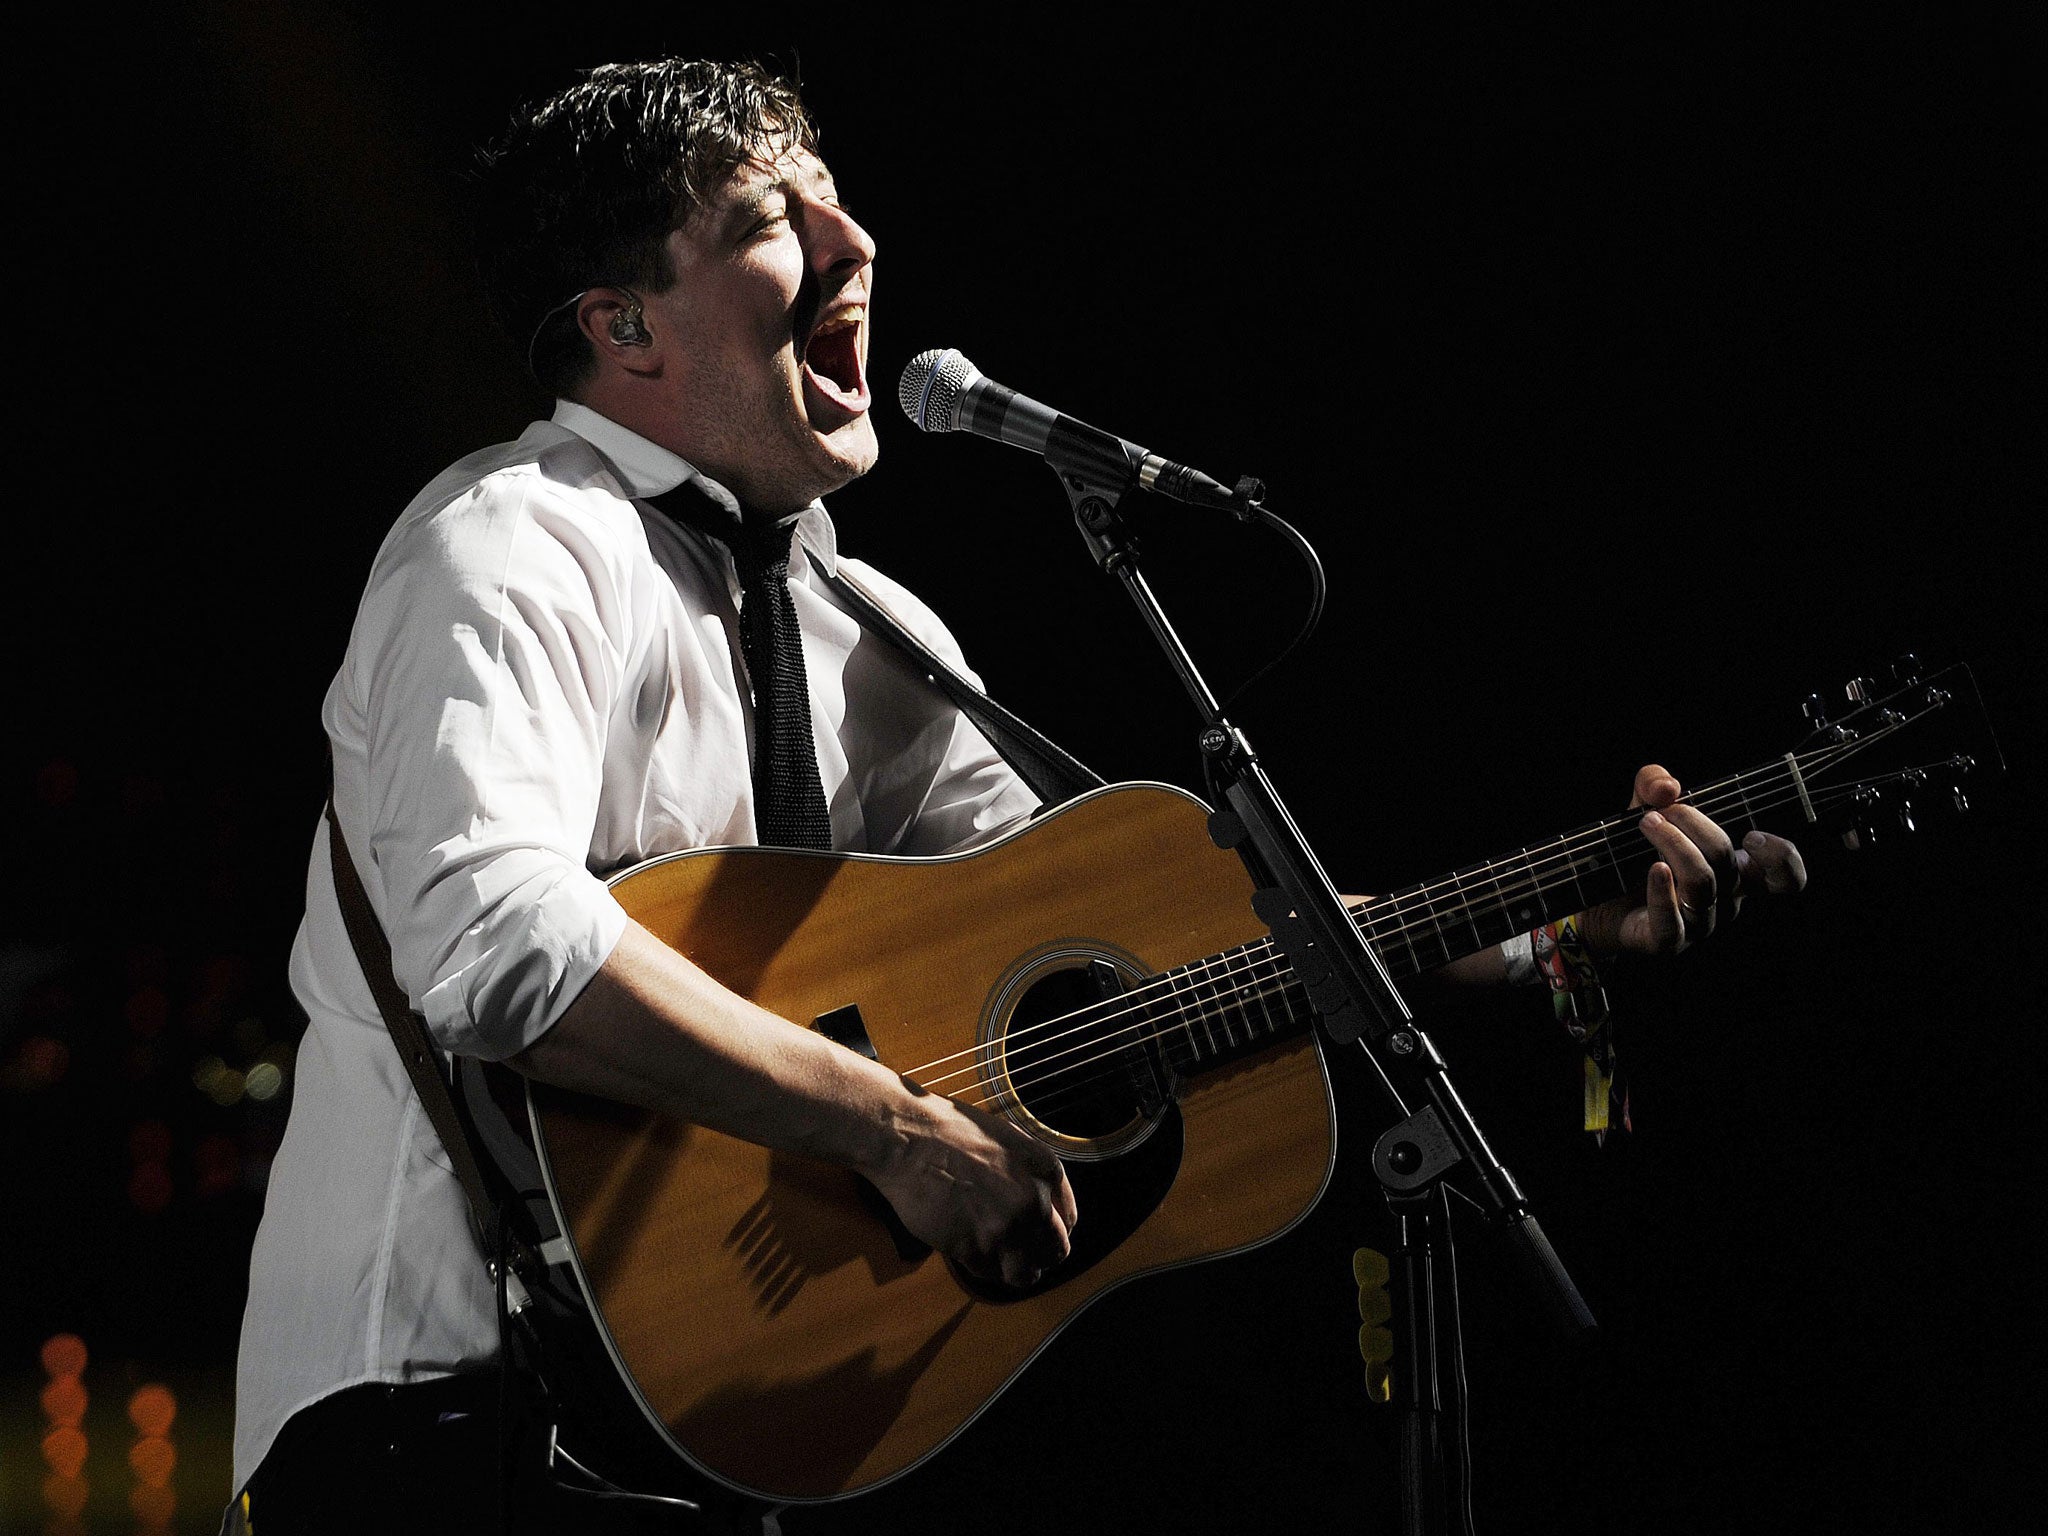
[1803,693,1830,730]
[1845,676,1879,704]
[1842,785,1882,851]
[1892,653,1922,685]
[1948,754,1975,815]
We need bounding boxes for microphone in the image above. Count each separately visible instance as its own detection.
[897,348,1241,510]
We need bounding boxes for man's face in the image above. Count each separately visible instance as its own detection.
[644,144,878,513]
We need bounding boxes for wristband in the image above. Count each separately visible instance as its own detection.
[1531,913,1630,1142]
[1500,930,1540,987]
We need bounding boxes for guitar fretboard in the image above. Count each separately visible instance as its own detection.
[986,676,1958,1101]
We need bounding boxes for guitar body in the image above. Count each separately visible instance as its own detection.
[526,782,1336,1502]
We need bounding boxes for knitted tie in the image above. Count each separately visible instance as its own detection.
[651,479,833,850]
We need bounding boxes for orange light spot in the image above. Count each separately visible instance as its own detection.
[14,1034,70,1087]
[39,1333,87,1378]
[128,1120,173,1163]
[41,1470,90,1519]
[39,1375,88,1426]
[130,1479,180,1523]
[40,1424,88,1479]
[128,1162,175,1213]
[128,1384,178,1437]
[124,987,170,1039]
[129,1433,178,1486]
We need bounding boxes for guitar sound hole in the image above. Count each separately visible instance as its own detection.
[1003,965,1154,1144]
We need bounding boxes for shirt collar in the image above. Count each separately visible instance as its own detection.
[550,399,839,577]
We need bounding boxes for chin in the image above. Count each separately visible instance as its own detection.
[814,419,880,489]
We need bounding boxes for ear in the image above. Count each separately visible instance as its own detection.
[575,288,660,375]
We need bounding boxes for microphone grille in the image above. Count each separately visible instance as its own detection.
[898,348,975,433]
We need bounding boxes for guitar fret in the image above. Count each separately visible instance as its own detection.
[1163,966,1204,1064]
[1249,944,1285,1037]
[1733,772,1760,834]
[1454,865,1490,954]
[1236,944,1271,1037]
[1194,951,1234,1053]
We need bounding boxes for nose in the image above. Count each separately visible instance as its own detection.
[806,198,876,278]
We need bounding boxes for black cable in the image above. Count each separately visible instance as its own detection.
[1217,496,1327,714]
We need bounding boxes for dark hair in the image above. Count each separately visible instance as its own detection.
[472,58,818,396]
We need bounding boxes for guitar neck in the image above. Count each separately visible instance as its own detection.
[1127,668,1967,1081]
[1151,763,1793,1079]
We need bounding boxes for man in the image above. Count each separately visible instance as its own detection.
[228,58,1802,1533]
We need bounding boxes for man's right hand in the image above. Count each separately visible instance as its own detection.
[866,1088,1078,1290]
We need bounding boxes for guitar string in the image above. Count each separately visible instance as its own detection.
[897,708,1934,1097]
[978,764,1936,1122]
[966,730,1956,1119]
[978,743,1954,1121]
[915,768,1891,1115]
[908,750,1888,1103]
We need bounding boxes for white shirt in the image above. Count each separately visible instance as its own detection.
[231,401,1038,1490]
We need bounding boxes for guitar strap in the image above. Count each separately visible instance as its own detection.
[323,798,517,1268]
[821,565,1105,806]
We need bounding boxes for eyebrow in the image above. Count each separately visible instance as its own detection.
[725,158,840,222]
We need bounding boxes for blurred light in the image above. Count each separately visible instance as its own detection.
[35,757,79,809]
[39,1375,88,1427]
[129,1121,174,1163]
[192,1055,227,1093]
[40,1334,87,1378]
[124,986,170,1038]
[41,1471,90,1521]
[129,1162,175,1213]
[128,1384,178,1437]
[128,1434,178,1486]
[245,1061,285,1101]
[195,1133,242,1195]
[8,1035,70,1090]
[41,1424,88,1479]
[131,1479,179,1526]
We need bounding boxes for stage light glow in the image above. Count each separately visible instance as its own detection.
[41,1424,88,1479]
[11,1034,70,1088]
[129,1162,175,1213]
[130,1479,179,1525]
[128,1384,177,1437]
[245,1060,284,1100]
[41,1470,90,1520]
[125,986,170,1038]
[40,1334,88,1378]
[129,1433,178,1485]
[129,1121,173,1163]
[40,1375,88,1427]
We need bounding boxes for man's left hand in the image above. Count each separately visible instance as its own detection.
[1577,763,1808,958]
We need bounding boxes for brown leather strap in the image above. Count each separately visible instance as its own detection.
[324,798,503,1257]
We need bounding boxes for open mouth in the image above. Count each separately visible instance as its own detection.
[801,305,870,415]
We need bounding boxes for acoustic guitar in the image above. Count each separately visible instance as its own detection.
[470,664,1984,1504]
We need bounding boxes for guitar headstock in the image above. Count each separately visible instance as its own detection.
[1775,656,2003,851]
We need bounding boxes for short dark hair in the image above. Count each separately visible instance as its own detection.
[472,58,818,396]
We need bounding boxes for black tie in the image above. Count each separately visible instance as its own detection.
[650,479,833,850]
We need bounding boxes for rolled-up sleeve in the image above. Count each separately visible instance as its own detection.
[345,468,637,1060]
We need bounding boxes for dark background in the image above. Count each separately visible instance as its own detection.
[6,3,2042,1532]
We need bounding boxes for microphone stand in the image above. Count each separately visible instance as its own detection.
[1044,457,1597,1534]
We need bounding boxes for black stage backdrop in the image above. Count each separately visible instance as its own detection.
[6,5,2042,1533]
